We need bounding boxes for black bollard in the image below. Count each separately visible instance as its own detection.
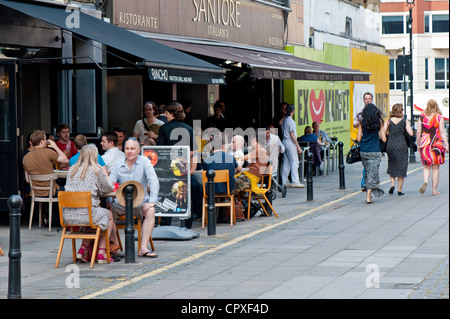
[7,195,23,299]
[206,169,216,236]
[124,184,136,263]
[338,142,346,189]
[306,151,314,201]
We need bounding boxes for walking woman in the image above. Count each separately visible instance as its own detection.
[384,103,414,195]
[281,104,304,188]
[64,144,115,263]
[356,104,387,203]
[416,99,449,195]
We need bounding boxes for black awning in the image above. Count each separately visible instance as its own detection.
[156,40,371,82]
[0,0,225,85]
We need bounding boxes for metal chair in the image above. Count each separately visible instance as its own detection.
[28,173,59,232]
[201,170,235,228]
[55,191,110,269]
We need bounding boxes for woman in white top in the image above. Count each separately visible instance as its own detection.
[133,101,164,145]
[281,104,304,188]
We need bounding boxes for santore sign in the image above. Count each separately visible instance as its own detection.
[112,0,285,50]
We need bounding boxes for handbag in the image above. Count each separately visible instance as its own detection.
[380,135,388,153]
[346,141,361,164]
[405,132,417,152]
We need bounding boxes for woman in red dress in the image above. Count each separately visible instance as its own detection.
[416,99,449,195]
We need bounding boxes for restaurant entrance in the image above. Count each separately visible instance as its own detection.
[0,61,19,211]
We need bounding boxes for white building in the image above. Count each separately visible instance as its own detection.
[379,0,449,120]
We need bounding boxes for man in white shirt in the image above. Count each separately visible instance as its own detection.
[100,131,125,174]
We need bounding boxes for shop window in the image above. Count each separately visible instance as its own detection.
[382,16,404,34]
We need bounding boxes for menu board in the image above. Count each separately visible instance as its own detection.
[141,146,190,218]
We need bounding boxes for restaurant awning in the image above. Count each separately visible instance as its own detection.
[155,40,371,82]
[0,0,225,85]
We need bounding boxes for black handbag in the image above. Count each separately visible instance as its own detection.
[405,133,417,152]
[346,141,361,164]
[380,136,388,153]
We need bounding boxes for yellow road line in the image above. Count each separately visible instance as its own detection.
[80,165,423,299]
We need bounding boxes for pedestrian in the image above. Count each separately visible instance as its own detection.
[281,104,304,188]
[356,103,387,203]
[353,92,373,191]
[64,144,115,264]
[384,103,414,195]
[416,99,449,195]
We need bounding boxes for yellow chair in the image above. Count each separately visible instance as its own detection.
[241,165,279,220]
[55,191,110,269]
[115,215,155,252]
[28,173,59,232]
[201,170,235,228]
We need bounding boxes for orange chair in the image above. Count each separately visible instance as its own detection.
[0,244,3,256]
[201,170,235,228]
[115,215,155,252]
[55,191,110,269]
[241,165,279,220]
[28,173,59,231]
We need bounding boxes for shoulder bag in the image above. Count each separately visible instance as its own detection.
[346,140,361,164]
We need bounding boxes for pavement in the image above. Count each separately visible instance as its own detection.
[0,154,448,303]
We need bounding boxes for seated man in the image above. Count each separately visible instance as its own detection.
[23,130,69,225]
[109,137,159,258]
[232,135,268,197]
[100,131,125,174]
[55,123,78,169]
[312,121,332,145]
[203,139,240,195]
[69,134,106,169]
[224,135,245,168]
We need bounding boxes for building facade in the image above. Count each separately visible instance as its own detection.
[284,0,389,148]
[380,0,449,120]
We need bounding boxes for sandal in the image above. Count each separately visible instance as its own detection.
[138,251,158,258]
[76,244,92,263]
[97,248,113,264]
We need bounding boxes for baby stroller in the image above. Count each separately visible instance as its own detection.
[269,155,287,200]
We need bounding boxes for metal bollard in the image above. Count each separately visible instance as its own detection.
[306,151,314,201]
[124,184,136,263]
[7,195,23,299]
[206,169,216,236]
[338,142,346,189]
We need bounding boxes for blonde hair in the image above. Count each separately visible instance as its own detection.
[424,99,442,116]
[389,103,404,118]
[70,144,100,180]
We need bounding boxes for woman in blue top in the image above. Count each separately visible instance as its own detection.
[356,104,387,203]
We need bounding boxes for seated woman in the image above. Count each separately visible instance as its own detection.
[299,126,323,145]
[63,144,115,264]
